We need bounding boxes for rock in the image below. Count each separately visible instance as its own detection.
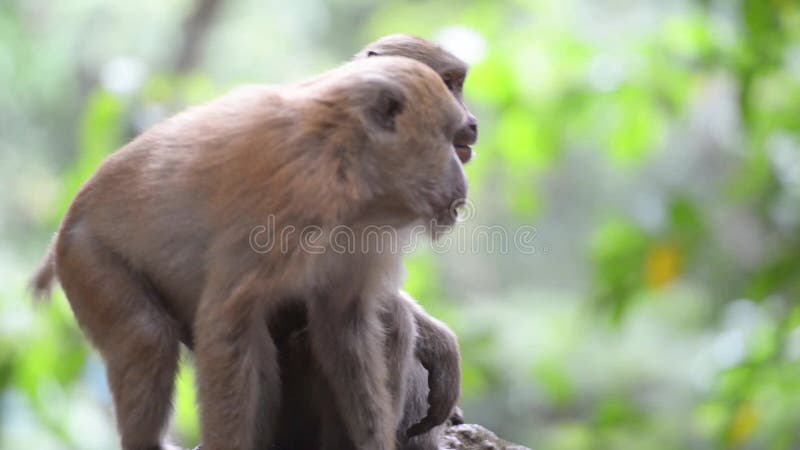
[441,424,531,450]
[190,423,531,450]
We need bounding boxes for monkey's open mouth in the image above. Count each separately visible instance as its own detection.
[455,145,472,164]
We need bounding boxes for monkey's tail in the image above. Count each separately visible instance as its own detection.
[29,237,58,303]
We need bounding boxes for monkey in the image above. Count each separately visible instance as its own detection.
[265,34,479,450]
[31,56,469,450]
[357,35,476,442]
[271,291,461,450]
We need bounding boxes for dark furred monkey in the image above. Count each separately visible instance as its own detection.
[358,34,478,165]
[273,291,462,450]
[270,35,478,450]
[32,56,470,450]
[356,34,477,442]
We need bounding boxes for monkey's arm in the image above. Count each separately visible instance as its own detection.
[398,292,462,438]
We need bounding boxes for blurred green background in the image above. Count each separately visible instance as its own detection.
[3,0,800,449]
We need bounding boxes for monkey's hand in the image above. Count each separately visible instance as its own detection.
[405,310,462,438]
[448,406,465,426]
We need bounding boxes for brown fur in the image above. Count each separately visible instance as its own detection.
[32,56,468,450]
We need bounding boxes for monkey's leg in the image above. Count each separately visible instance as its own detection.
[56,238,180,450]
[270,326,356,450]
[272,328,325,450]
[307,294,396,450]
[399,362,445,450]
[194,276,280,450]
[317,376,357,450]
[381,297,417,421]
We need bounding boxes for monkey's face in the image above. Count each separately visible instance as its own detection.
[441,69,478,165]
[358,34,479,164]
[352,59,469,230]
[417,106,470,229]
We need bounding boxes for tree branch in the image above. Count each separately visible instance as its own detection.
[173,0,224,74]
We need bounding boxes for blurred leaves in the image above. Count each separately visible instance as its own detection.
[590,218,649,321]
[55,90,124,224]
[644,242,682,289]
[603,86,667,166]
[174,360,200,443]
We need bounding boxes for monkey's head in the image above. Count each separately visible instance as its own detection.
[313,57,468,231]
[355,34,478,165]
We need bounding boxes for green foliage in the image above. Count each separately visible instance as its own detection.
[55,90,125,224]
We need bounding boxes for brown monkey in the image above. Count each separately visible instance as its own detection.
[32,56,469,450]
[267,35,478,450]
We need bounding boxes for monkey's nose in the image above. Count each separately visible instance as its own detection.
[467,114,478,137]
[454,116,478,164]
[457,117,478,146]
[454,123,478,145]
[467,123,478,141]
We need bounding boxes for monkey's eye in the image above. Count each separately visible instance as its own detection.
[443,77,463,93]
[442,76,454,91]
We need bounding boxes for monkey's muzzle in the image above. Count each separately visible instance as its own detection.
[454,116,478,164]
[455,145,472,164]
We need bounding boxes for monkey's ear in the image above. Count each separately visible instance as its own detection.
[366,50,379,57]
[365,85,405,132]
